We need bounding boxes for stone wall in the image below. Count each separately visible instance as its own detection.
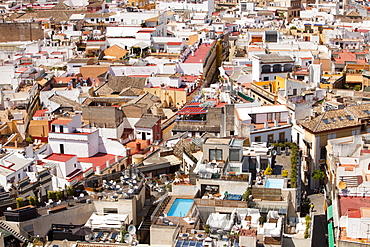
[0,22,44,42]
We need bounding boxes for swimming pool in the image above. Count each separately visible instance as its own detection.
[265,178,284,189]
[168,199,194,217]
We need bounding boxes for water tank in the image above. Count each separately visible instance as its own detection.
[132,154,144,164]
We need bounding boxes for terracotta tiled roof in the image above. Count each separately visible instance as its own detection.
[301,109,357,133]
[302,104,370,133]
[52,118,72,125]
[49,94,82,111]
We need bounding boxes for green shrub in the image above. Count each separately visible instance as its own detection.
[304,215,312,238]
[242,188,251,201]
[259,216,265,225]
[28,196,37,206]
[282,169,289,177]
[66,185,74,196]
[264,165,273,175]
[205,225,210,233]
[48,191,56,201]
[26,136,33,143]
[56,190,64,200]
[16,197,24,208]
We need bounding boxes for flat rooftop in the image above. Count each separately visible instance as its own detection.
[183,42,215,64]
[204,138,231,145]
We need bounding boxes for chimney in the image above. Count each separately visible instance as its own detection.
[146,139,150,146]
[274,119,278,127]
[136,142,141,151]
[126,148,131,156]
[264,122,269,129]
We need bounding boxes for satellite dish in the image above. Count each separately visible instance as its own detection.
[124,234,132,244]
[339,181,347,189]
[272,150,277,156]
[128,225,136,234]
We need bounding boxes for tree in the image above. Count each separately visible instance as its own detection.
[56,190,64,200]
[66,185,74,197]
[28,196,37,206]
[312,170,325,183]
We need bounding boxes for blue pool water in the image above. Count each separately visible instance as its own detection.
[265,178,284,189]
[168,199,194,217]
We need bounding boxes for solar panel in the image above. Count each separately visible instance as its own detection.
[176,240,184,247]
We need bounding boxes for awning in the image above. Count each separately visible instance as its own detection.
[178,106,207,115]
[327,205,333,221]
[132,41,150,49]
[328,222,335,247]
[86,46,101,50]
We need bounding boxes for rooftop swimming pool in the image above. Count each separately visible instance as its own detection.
[265,178,284,189]
[168,199,194,217]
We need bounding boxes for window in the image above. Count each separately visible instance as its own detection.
[59,125,63,133]
[320,147,326,160]
[103,208,118,214]
[255,136,261,142]
[52,125,55,132]
[263,77,269,81]
[230,131,234,136]
[209,149,223,161]
[229,149,240,162]
[60,144,64,154]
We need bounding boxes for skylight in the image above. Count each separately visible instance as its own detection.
[323,119,331,124]
[345,115,354,120]
[365,110,370,114]
[338,116,343,121]
[330,118,337,122]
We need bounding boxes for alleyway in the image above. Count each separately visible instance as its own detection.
[309,192,328,247]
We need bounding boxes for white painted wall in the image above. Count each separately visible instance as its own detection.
[250,125,291,143]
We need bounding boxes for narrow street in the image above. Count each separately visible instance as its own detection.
[309,193,328,247]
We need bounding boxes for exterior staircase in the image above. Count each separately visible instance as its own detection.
[0,221,29,242]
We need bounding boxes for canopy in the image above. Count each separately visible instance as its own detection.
[72,227,92,236]
[328,222,335,247]
[132,42,150,49]
[327,205,333,221]
[178,106,207,115]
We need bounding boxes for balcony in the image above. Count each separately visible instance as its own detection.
[251,83,277,103]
